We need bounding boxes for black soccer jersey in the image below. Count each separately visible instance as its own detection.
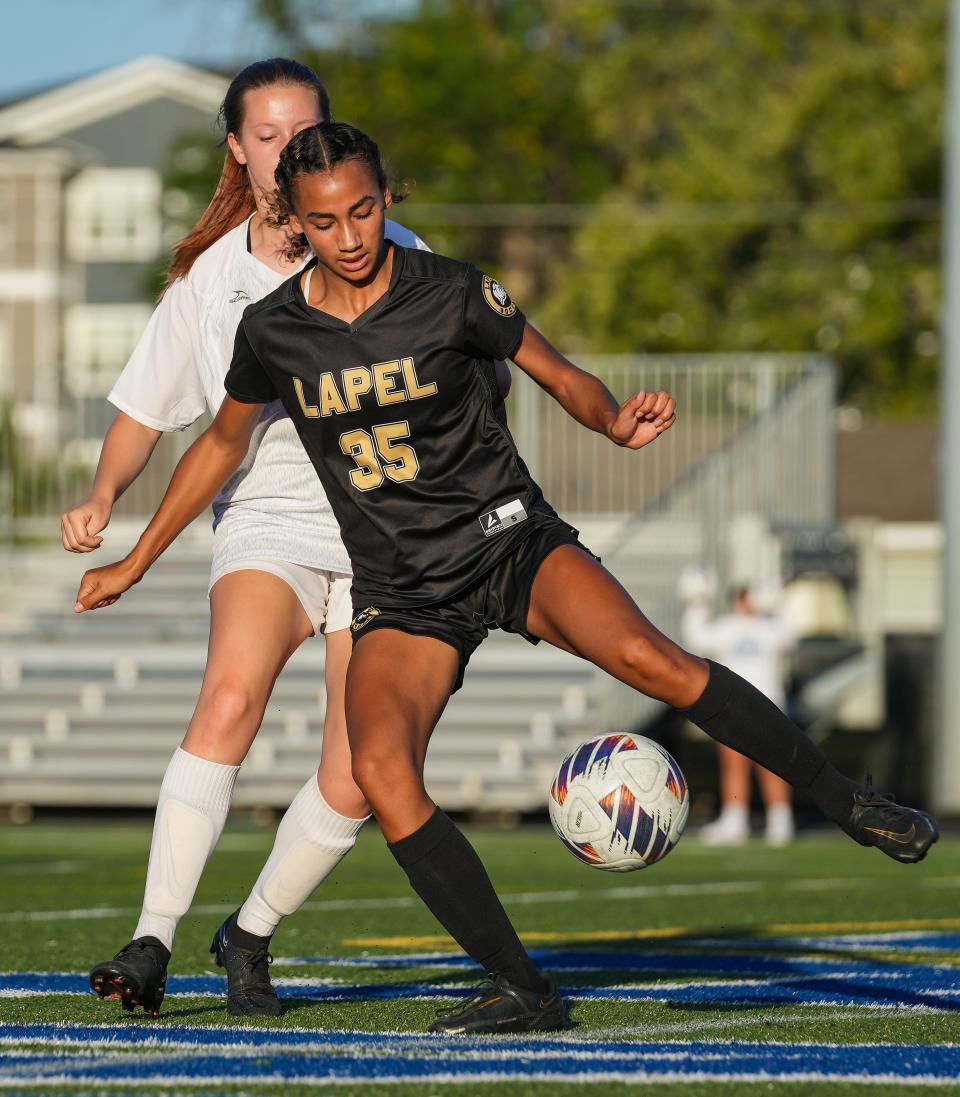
[224,246,557,607]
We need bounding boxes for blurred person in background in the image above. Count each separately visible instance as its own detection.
[682,579,797,846]
[59,57,449,1020]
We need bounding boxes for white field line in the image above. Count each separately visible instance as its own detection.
[0,1007,936,1047]
[1,861,86,876]
[0,1070,957,1088]
[6,873,955,923]
[573,1006,948,1038]
[1,970,956,1000]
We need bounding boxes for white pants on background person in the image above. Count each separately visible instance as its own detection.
[682,594,796,846]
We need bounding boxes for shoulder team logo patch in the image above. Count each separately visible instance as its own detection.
[482,275,517,317]
[351,606,382,632]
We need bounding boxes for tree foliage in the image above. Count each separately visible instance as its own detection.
[244,0,945,411]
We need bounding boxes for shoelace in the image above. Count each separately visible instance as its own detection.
[116,940,162,961]
[433,977,500,1019]
[239,944,274,982]
[853,775,903,818]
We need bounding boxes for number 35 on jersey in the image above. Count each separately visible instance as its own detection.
[292,356,437,493]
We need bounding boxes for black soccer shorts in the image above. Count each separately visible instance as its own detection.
[349,517,595,691]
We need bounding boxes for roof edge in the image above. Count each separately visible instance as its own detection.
[0,56,228,146]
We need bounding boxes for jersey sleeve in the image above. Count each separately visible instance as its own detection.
[223,319,277,405]
[462,266,526,362]
[107,278,207,432]
[384,219,432,253]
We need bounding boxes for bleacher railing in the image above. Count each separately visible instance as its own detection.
[3,352,833,556]
[0,397,209,543]
[508,352,834,523]
[509,353,835,733]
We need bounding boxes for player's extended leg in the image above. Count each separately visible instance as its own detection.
[90,570,314,1016]
[346,628,565,1034]
[527,546,938,863]
[214,627,371,1017]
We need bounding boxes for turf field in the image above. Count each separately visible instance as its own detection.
[1,819,958,1094]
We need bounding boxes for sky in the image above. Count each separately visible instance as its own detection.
[0,0,409,103]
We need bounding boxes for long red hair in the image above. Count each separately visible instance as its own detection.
[164,59,331,291]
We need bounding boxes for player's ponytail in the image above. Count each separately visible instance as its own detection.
[272,122,405,262]
[163,59,331,292]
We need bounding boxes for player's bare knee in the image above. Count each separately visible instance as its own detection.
[350,745,421,804]
[198,679,261,738]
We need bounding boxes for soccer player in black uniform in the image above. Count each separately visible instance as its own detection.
[76,122,938,1035]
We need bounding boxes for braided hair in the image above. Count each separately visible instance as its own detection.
[272,122,404,261]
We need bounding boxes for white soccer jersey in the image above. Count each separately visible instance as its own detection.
[108,217,430,579]
[682,604,795,709]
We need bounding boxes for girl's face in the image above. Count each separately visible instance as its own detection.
[227,84,323,198]
[288,160,391,284]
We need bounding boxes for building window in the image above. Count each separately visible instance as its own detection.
[64,305,152,396]
[66,168,162,262]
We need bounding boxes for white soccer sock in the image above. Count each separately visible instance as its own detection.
[133,747,239,951]
[718,803,749,824]
[236,776,368,939]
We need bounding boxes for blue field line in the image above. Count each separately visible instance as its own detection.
[276,931,960,969]
[2,962,959,1010]
[9,947,960,991]
[273,947,955,979]
[0,1025,957,1085]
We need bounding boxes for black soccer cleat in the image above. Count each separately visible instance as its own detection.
[210,909,283,1017]
[842,777,940,864]
[89,936,170,1018]
[428,975,566,1035]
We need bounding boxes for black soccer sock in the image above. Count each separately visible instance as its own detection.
[228,913,270,949]
[388,808,548,993]
[681,660,861,825]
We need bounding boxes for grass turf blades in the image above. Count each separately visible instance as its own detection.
[0,821,958,1093]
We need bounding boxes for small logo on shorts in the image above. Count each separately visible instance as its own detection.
[482,275,517,317]
[351,606,381,632]
[479,499,528,537]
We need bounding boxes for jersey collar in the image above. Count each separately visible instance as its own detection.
[292,242,405,334]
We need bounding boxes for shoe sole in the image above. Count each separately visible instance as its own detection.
[227,997,284,1018]
[430,1005,567,1036]
[89,969,162,1018]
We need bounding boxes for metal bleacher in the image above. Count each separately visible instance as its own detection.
[0,353,836,814]
[0,529,601,814]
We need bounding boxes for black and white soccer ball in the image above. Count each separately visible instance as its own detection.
[548,734,689,872]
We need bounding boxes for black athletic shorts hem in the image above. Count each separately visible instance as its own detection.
[349,517,595,692]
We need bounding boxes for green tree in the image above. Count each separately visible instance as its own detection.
[249,0,945,410]
[539,0,943,411]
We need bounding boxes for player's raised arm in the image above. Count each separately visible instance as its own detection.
[511,323,676,450]
[74,397,264,612]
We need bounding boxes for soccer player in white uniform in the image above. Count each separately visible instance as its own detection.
[683,585,797,845]
[61,60,439,1018]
